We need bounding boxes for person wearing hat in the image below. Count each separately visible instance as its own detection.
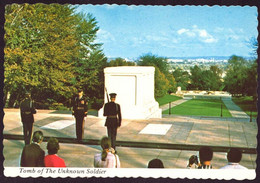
[20,92,37,145]
[103,93,122,150]
[72,89,88,141]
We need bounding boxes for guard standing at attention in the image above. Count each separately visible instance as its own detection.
[72,89,88,141]
[103,93,122,150]
[20,92,37,145]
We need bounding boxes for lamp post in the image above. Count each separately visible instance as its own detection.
[221,104,223,117]
[169,102,171,115]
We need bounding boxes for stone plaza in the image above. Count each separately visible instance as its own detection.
[3,106,257,169]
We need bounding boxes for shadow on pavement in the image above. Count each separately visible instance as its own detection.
[49,109,98,116]
[3,134,257,154]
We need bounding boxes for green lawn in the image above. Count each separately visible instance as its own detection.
[232,96,257,118]
[156,94,182,106]
[163,99,232,117]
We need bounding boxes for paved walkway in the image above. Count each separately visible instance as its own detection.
[3,109,257,169]
[221,98,250,119]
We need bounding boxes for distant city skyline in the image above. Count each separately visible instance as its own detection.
[75,5,258,59]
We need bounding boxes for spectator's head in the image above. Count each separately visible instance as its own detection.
[100,136,112,161]
[227,148,242,163]
[47,137,60,155]
[32,131,44,143]
[148,159,164,168]
[100,136,111,150]
[199,147,213,163]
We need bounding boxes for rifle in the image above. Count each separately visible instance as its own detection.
[105,87,110,103]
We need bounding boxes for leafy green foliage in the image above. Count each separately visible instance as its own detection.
[137,53,176,97]
[188,65,223,91]
[224,55,256,99]
[107,57,135,66]
[4,4,107,108]
[172,68,190,90]
[232,96,257,118]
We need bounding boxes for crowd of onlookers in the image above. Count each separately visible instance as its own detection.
[20,130,248,169]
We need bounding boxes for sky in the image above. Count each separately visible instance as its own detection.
[75,5,258,59]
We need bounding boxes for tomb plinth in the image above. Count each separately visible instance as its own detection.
[98,66,162,119]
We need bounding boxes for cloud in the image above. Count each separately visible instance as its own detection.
[128,32,179,49]
[96,29,115,42]
[204,38,218,43]
[214,27,224,32]
[145,35,168,42]
[186,32,196,37]
[214,27,245,42]
[177,28,189,35]
[198,29,208,38]
[131,37,146,46]
[177,25,218,43]
[177,28,196,37]
[228,35,240,40]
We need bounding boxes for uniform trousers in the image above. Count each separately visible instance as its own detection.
[75,115,85,141]
[107,126,117,150]
[22,122,33,145]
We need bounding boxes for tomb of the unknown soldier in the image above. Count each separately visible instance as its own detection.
[98,66,162,119]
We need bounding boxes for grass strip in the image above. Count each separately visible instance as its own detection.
[163,98,232,117]
[156,94,182,106]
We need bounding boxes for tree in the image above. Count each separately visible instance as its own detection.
[165,73,177,94]
[5,4,79,107]
[107,57,135,66]
[224,55,249,96]
[72,13,107,101]
[172,68,190,90]
[188,65,223,91]
[154,67,169,97]
[200,65,223,91]
[248,37,258,58]
[137,53,169,75]
[244,60,257,99]
[188,65,203,90]
[4,4,107,108]
[245,37,257,101]
[209,65,223,90]
[137,53,176,97]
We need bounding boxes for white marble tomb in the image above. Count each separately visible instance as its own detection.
[98,66,162,119]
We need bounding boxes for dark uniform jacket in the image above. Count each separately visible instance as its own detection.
[20,143,45,167]
[73,96,88,117]
[103,102,122,127]
[20,98,36,123]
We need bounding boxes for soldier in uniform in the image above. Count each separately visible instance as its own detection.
[72,89,88,141]
[20,92,37,145]
[103,93,122,150]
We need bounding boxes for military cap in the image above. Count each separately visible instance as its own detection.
[25,92,31,96]
[77,88,83,93]
[109,93,117,98]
